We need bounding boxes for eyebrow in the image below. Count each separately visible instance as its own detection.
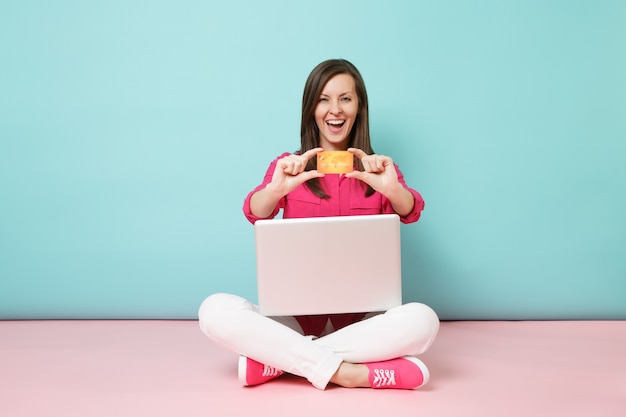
[319,91,355,97]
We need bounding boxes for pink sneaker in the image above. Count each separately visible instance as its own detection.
[365,356,430,389]
[238,356,284,386]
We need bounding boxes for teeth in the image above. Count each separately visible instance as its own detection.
[327,120,344,125]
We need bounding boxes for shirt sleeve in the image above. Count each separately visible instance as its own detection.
[385,165,425,224]
[242,153,290,224]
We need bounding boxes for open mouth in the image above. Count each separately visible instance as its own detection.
[326,119,345,132]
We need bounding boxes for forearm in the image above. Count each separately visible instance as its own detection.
[385,183,415,218]
[249,183,284,219]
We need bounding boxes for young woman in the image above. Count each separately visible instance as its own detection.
[198,59,439,390]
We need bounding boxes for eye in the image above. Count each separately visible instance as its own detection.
[340,96,352,102]
[318,97,329,102]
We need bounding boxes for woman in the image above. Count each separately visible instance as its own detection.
[198,59,439,390]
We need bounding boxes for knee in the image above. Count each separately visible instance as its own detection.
[397,302,440,347]
[197,293,252,342]
[403,302,440,325]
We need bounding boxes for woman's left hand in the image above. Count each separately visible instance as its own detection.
[346,148,415,217]
[345,148,400,195]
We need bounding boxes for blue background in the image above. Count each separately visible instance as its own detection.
[1,0,625,320]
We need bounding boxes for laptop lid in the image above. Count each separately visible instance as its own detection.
[254,214,402,316]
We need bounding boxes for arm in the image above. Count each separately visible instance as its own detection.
[346,148,424,221]
[245,148,325,221]
[379,180,416,218]
[249,182,288,219]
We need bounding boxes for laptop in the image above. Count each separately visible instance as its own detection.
[254,214,402,316]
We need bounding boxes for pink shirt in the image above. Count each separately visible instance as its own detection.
[243,152,425,224]
[242,152,425,336]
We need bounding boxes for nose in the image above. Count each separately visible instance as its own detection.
[329,99,342,114]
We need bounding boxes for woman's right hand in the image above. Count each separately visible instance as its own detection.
[249,148,324,219]
[267,148,325,197]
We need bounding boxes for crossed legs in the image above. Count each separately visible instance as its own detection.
[198,293,439,389]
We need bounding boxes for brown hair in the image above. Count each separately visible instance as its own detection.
[300,59,374,198]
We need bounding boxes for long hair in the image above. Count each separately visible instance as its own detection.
[300,59,375,198]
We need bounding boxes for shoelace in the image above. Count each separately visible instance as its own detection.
[262,365,282,377]
[372,368,396,387]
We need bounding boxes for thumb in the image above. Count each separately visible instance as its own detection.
[345,170,379,191]
[299,169,325,183]
[344,170,365,181]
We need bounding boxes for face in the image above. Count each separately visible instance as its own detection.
[314,73,359,150]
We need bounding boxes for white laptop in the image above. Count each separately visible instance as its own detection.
[254,214,402,316]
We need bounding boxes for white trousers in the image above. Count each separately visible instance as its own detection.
[198,293,439,390]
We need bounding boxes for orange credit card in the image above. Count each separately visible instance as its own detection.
[317,151,354,174]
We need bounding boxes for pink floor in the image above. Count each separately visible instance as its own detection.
[1,320,625,417]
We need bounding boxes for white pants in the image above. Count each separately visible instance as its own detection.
[198,293,440,390]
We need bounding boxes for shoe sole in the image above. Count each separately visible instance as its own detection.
[237,355,249,386]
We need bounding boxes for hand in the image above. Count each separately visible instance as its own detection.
[345,148,401,196]
[267,148,325,197]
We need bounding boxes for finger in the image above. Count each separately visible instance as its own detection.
[281,159,299,176]
[376,156,385,171]
[368,155,391,172]
[361,156,378,172]
[293,159,306,175]
[289,164,300,176]
[277,159,290,173]
[347,148,368,160]
[380,155,394,172]
[301,147,324,161]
